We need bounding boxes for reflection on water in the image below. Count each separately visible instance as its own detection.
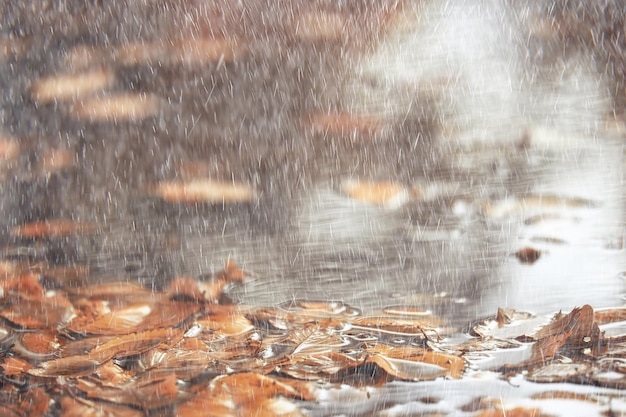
[0,0,624,332]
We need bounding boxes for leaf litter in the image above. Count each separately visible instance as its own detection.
[0,261,625,416]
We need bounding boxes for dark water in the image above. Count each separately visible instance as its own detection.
[0,0,624,330]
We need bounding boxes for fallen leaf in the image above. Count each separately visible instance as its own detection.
[60,396,144,417]
[366,345,464,380]
[177,372,315,416]
[534,305,603,356]
[67,304,153,335]
[14,331,62,361]
[340,180,410,208]
[514,247,541,264]
[88,328,184,362]
[27,355,101,377]
[73,93,160,122]
[151,179,255,204]
[30,69,115,103]
[115,37,247,67]
[10,220,97,238]
[1,356,33,376]
[75,373,179,409]
[349,315,439,339]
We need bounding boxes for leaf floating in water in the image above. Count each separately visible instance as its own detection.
[151,179,256,204]
[73,93,160,122]
[14,331,62,361]
[0,276,75,329]
[30,69,115,103]
[349,315,440,339]
[365,345,464,380]
[10,220,97,238]
[340,180,410,208]
[196,311,255,337]
[534,304,604,357]
[1,356,33,376]
[177,372,316,417]
[60,396,143,417]
[66,303,153,336]
[1,256,624,414]
[115,37,248,67]
[75,373,179,410]
[514,247,541,264]
[88,327,184,363]
[27,355,101,378]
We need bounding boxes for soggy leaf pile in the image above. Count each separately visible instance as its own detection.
[0,260,625,416]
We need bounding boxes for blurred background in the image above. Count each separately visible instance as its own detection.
[0,0,624,328]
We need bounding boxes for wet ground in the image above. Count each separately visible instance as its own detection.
[0,0,625,415]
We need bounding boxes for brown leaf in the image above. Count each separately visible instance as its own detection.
[594,307,626,325]
[18,388,50,417]
[14,331,62,361]
[349,316,439,339]
[95,360,136,386]
[514,247,541,264]
[67,304,153,335]
[27,355,101,377]
[115,37,248,67]
[366,345,464,380]
[60,396,144,417]
[67,281,155,304]
[1,272,45,298]
[10,220,97,238]
[535,305,603,356]
[340,180,410,208]
[151,179,255,204]
[89,328,184,363]
[75,373,179,409]
[197,312,255,337]
[283,351,361,380]
[140,348,213,380]
[1,291,75,329]
[30,69,115,103]
[72,93,160,122]
[177,373,314,417]
[138,300,204,331]
[1,356,33,376]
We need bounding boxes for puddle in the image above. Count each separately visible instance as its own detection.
[0,0,625,415]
